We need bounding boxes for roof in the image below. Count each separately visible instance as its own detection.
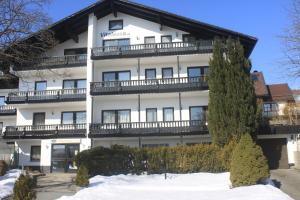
[292,90,300,95]
[31,0,257,57]
[251,71,269,97]
[267,84,295,102]
[0,74,18,89]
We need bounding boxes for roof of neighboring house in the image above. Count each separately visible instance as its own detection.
[251,71,269,97]
[267,84,295,102]
[26,0,257,57]
[0,73,19,89]
[292,90,300,95]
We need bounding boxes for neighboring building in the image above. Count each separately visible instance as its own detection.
[252,71,300,169]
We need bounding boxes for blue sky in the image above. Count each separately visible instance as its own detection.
[45,0,300,89]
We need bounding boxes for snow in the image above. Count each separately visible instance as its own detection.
[57,172,293,200]
[0,169,21,199]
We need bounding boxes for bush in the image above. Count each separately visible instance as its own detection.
[230,133,270,187]
[13,174,36,200]
[75,165,89,187]
[0,160,8,176]
[221,140,238,171]
[77,144,228,175]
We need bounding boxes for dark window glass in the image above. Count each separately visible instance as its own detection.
[183,35,197,43]
[33,113,45,126]
[103,111,116,123]
[64,48,87,55]
[30,146,41,161]
[109,20,123,30]
[190,106,204,121]
[103,71,130,81]
[188,67,201,77]
[146,108,157,122]
[163,108,174,121]
[103,72,116,82]
[145,37,155,44]
[161,35,172,43]
[0,96,5,106]
[162,68,173,78]
[0,122,3,131]
[62,111,86,124]
[145,69,156,79]
[62,112,74,124]
[35,81,47,91]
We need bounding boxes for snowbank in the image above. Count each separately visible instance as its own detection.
[57,172,293,200]
[0,169,21,199]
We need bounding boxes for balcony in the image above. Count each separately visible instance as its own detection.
[16,55,87,70]
[6,88,86,104]
[0,105,16,116]
[91,41,213,60]
[89,120,208,138]
[90,77,208,95]
[258,124,300,135]
[2,124,86,139]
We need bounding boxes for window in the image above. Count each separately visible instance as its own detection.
[64,48,87,56]
[0,96,5,106]
[263,103,278,117]
[30,146,41,161]
[145,69,156,79]
[33,113,45,126]
[103,39,129,47]
[109,20,123,30]
[189,106,206,121]
[102,110,131,123]
[144,36,155,44]
[161,35,172,43]
[182,34,197,43]
[35,81,47,91]
[103,71,131,82]
[146,108,157,122]
[63,79,86,89]
[61,111,86,124]
[163,107,174,122]
[162,68,173,79]
[188,67,209,80]
[0,122,3,131]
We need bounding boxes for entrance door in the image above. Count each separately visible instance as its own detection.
[51,144,79,173]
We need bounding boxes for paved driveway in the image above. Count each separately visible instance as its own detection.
[35,173,77,200]
[271,169,300,200]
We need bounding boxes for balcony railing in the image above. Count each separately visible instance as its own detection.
[17,54,87,70]
[91,41,213,59]
[258,124,300,135]
[2,124,86,139]
[0,105,16,115]
[89,120,208,137]
[6,88,86,104]
[90,76,208,95]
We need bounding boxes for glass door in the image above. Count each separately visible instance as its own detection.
[51,144,80,173]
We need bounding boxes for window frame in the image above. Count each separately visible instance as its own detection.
[34,81,47,91]
[109,20,124,31]
[161,35,172,43]
[102,109,131,124]
[61,111,86,125]
[145,68,156,80]
[63,79,87,89]
[64,48,87,56]
[102,71,131,82]
[144,36,156,44]
[187,66,209,77]
[162,67,173,79]
[32,112,45,126]
[30,146,41,161]
[163,107,174,122]
[182,34,197,43]
[0,96,5,106]
[146,108,157,122]
[0,122,3,131]
[103,38,130,47]
[189,106,205,121]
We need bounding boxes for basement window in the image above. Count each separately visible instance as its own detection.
[109,20,123,30]
[30,146,41,161]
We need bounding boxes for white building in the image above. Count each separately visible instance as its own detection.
[0,0,265,173]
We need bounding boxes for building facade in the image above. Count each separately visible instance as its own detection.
[6,0,298,172]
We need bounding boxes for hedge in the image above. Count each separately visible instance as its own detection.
[76,144,231,176]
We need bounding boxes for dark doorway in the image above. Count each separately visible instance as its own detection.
[257,138,289,169]
[51,144,80,173]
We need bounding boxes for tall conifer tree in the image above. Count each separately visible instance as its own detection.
[208,38,257,146]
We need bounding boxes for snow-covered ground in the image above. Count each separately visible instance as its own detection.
[57,172,293,200]
[0,169,21,199]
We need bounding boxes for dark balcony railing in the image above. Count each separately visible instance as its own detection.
[90,76,208,95]
[89,120,208,137]
[3,124,86,139]
[0,105,16,115]
[91,41,213,59]
[17,54,87,70]
[6,88,86,104]
[258,123,300,135]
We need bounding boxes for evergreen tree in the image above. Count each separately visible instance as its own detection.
[208,38,257,146]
